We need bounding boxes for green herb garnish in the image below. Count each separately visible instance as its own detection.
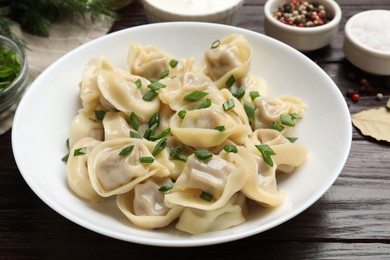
[0,47,21,91]
[73,147,87,156]
[225,75,235,88]
[142,90,158,101]
[178,110,187,119]
[158,182,174,192]
[135,78,142,88]
[230,85,245,99]
[94,110,105,121]
[222,99,235,111]
[169,59,179,68]
[199,191,213,201]
[194,149,213,161]
[170,146,188,162]
[214,125,226,132]
[147,80,166,91]
[129,112,139,130]
[150,128,171,141]
[130,131,142,139]
[211,39,220,49]
[159,69,169,79]
[249,91,260,100]
[196,98,211,109]
[119,145,135,156]
[269,122,285,132]
[255,144,276,167]
[244,100,255,121]
[223,144,238,153]
[139,156,155,163]
[183,90,208,102]
[152,137,167,157]
[287,137,298,143]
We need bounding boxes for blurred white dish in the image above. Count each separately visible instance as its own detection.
[142,0,244,25]
[343,10,390,75]
[12,22,351,247]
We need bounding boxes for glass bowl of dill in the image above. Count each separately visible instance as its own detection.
[0,35,28,118]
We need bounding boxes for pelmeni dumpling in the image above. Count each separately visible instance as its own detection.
[164,148,249,211]
[102,111,134,140]
[116,177,183,229]
[170,104,249,148]
[203,34,252,89]
[127,42,173,80]
[240,146,284,207]
[66,137,102,202]
[87,138,174,197]
[175,192,247,235]
[250,129,308,173]
[68,110,104,149]
[253,96,306,129]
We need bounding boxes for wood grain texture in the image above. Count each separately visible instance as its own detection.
[1,0,390,259]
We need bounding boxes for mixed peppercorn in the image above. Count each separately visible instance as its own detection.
[272,0,333,27]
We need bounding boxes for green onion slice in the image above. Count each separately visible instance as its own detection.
[222,99,235,111]
[196,98,211,109]
[244,100,255,121]
[152,137,167,157]
[170,146,188,162]
[194,149,213,161]
[287,137,298,143]
[119,145,135,156]
[158,182,174,192]
[269,122,285,132]
[230,85,245,99]
[249,91,260,100]
[148,112,160,128]
[94,110,105,121]
[280,114,295,127]
[214,125,225,132]
[255,144,276,167]
[159,69,169,79]
[150,128,171,141]
[61,153,69,162]
[129,112,139,130]
[130,131,142,139]
[223,144,238,153]
[169,59,179,68]
[142,90,158,101]
[143,123,158,140]
[178,110,187,119]
[139,156,155,163]
[183,90,208,102]
[147,80,166,91]
[225,75,236,88]
[211,39,220,49]
[135,78,142,88]
[73,147,87,156]
[290,112,302,119]
[199,191,213,201]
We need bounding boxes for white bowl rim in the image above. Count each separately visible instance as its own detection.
[264,0,342,34]
[344,9,390,58]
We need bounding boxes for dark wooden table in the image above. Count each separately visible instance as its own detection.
[1,0,390,258]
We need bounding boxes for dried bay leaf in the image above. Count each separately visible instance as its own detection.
[352,107,390,142]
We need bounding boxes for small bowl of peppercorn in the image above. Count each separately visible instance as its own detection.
[0,35,28,119]
[264,0,342,52]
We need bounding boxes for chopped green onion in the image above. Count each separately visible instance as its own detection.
[244,100,255,121]
[73,147,87,156]
[66,138,70,150]
[222,99,235,111]
[142,90,158,101]
[147,80,166,91]
[230,85,245,99]
[169,59,179,68]
[152,137,167,157]
[249,91,260,100]
[223,144,238,153]
[194,149,213,161]
[129,112,139,130]
[119,145,135,156]
[196,98,211,109]
[130,131,142,139]
[159,69,169,79]
[61,153,69,162]
[214,125,225,132]
[94,110,105,121]
[269,122,285,132]
[158,182,174,192]
[255,144,276,167]
[178,110,187,119]
[199,191,213,201]
[135,78,142,88]
[150,128,171,141]
[225,75,235,88]
[183,90,208,102]
[211,39,220,49]
[139,156,154,163]
[170,146,188,162]
[143,123,158,140]
[287,137,298,143]
[280,114,295,127]
[149,112,160,128]
[290,112,302,119]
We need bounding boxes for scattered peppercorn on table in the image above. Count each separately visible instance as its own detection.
[1,0,390,258]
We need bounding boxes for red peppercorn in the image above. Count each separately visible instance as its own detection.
[351,93,360,102]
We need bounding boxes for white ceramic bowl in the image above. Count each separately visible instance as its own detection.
[142,0,244,25]
[12,22,351,247]
[343,10,390,76]
[264,0,342,51]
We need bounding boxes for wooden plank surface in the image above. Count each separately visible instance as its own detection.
[1,0,390,258]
